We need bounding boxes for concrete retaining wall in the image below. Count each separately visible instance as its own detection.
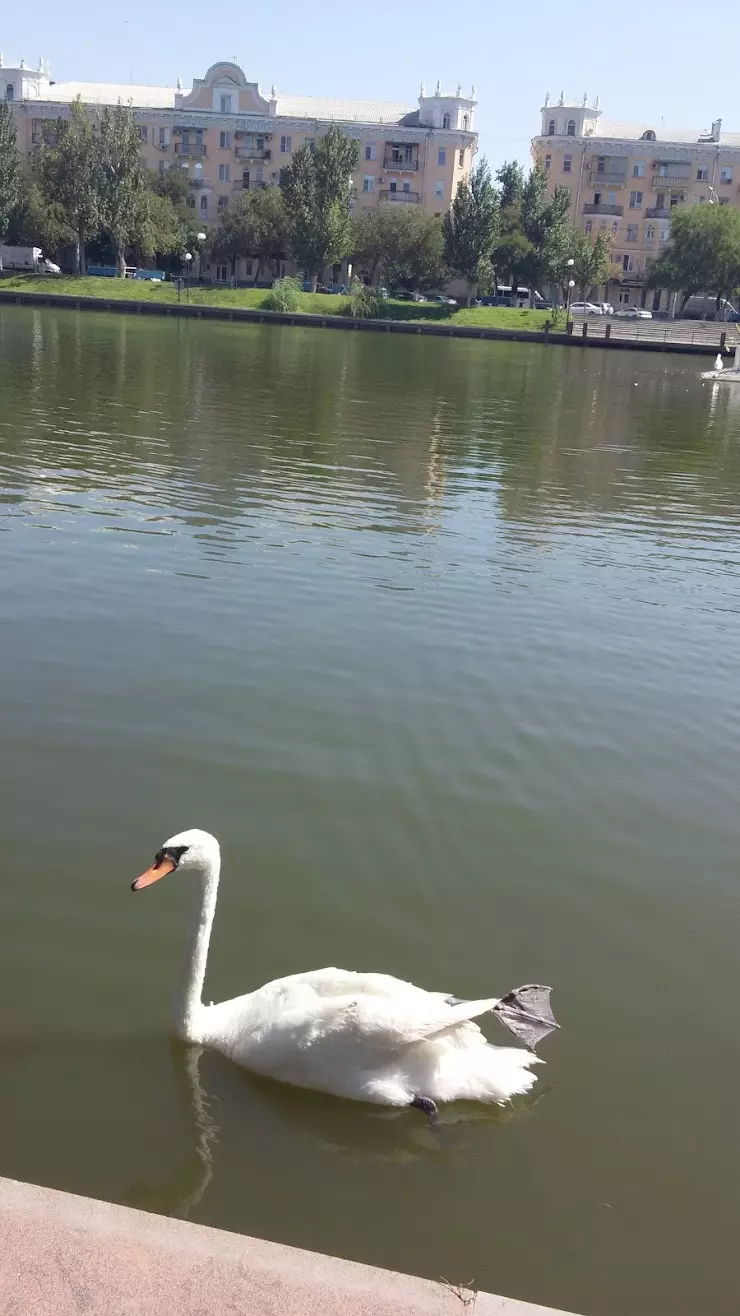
[0,288,726,356]
[0,1175,580,1316]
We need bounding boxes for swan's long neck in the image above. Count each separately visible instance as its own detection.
[174,852,220,1041]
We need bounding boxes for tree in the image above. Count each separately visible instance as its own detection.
[443,159,499,304]
[130,190,184,265]
[36,99,98,274]
[492,161,571,300]
[5,173,75,255]
[280,124,360,290]
[96,104,145,275]
[0,100,22,269]
[351,206,446,290]
[568,230,611,300]
[211,187,290,282]
[649,204,740,314]
[496,161,525,211]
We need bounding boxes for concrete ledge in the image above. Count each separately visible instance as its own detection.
[0,1176,579,1316]
[0,287,727,356]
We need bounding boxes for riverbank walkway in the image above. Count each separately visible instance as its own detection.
[0,1175,580,1316]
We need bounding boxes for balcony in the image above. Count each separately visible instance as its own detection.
[232,179,269,191]
[589,171,627,185]
[383,153,419,171]
[174,142,207,157]
[583,203,623,216]
[188,178,213,191]
[235,147,271,161]
[379,189,420,203]
[646,207,673,218]
[651,174,689,188]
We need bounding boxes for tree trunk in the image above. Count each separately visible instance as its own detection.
[466,280,477,308]
[679,290,693,315]
[74,234,81,275]
[114,240,126,277]
[310,272,318,292]
[254,256,264,285]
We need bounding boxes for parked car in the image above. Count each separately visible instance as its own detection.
[569,301,603,315]
[427,292,457,305]
[395,289,427,302]
[41,258,61,274]
[598,302,614,315]
[614,306,653,319]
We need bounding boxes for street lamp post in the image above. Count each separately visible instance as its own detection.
[184,252,192,302]
[565,257,575,323]
[196,231,206,285]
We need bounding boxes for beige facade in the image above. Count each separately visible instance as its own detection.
[532,96,740,311]
[1,57,477,281]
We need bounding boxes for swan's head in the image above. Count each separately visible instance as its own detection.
[131,829,220,891]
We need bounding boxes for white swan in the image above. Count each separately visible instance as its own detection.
[131,830,558,1115]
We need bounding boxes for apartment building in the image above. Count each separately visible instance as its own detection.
[1,57,476,279]
[532,95,740,312]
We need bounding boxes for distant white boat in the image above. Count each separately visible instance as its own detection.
[701,344,740,380]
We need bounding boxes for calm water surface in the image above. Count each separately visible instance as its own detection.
[2,308,740,1316]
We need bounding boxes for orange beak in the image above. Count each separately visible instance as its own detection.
[132,856,176,892]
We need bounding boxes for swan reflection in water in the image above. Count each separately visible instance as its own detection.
[121,1039,548,1219]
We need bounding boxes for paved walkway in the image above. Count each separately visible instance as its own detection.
[0,1176,580,1316]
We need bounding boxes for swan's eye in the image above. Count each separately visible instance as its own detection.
[155,845,189,869]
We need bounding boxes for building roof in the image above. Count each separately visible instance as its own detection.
[592,118,740,147]
[273,94,416,124]
[47,80,177,108]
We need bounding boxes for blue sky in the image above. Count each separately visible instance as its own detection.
[4,0,738,170]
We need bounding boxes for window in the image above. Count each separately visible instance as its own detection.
[215,264,228,283]
[645,225,654,241]
[632,161,644,177]
[138,125,148,141]
[670,191,682,207]
[442,113,450,129]
[438,147,446,166]
[544,154,551,172]
[365,142,376,160]
[5,84,14,101]
[660,228,670,243]
[245,260,253,276]
[596,156,605,174]
[462,114,469,130]
[362,176,374,192]
[218,196,228,210]
[219,94,233,113]
[159,127,169,147]
[642,129,656,141]
[220,131,232,149]
[629,190,643,208]
[402,180,411,193]
[627,223,638,241]
[721,167,733,183]
[612,219,619,234]
[435,180,444,197]
[563,154,572,173]
[257,137,265,152]
[584,219,592,234]
[219,163,230,182]
[280,135,292,153]
[608,191,617,205]
[566,119,576,136]
[622,254,633,272]
[593,191,601,204]
[304,138,315,152]
[255,167,263,183]
[389,180,397,193]
[459,148,464,166]
[200,195,208,211]
[696,167,709,180]
[655,193,665,210]
[548,118,556,136]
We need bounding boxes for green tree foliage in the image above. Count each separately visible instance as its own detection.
[280,124,360,290]
[211,186,290,282]
[5,173,75,254]
[36,99,98,273]
[492,161,571,297]
[568,230,611,300]
[351,206,446,291]
[649,204,740,312]
[262,275,301,311]
[443,159,499,304]
[96,104,146,275]
[0,99,22,265]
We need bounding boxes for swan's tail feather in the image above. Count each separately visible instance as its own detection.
[492,984,559,1051]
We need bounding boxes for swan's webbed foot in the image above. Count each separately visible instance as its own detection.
[409,1095,438,1123]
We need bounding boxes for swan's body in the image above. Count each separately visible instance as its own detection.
[132,830,557,1110]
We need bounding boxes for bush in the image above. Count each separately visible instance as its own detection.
[346,280,381,319]
[262,276,301,312]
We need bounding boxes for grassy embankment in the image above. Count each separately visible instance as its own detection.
[0,274,551,331]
